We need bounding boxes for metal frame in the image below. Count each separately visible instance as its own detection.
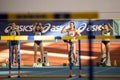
[0,39,76,78]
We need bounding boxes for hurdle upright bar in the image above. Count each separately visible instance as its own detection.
[78,40,82,77]
[8,41,12,78]
[88,20,93,80]
[0,41,15,78]
[68,40,73,77]
[18,40,21,78]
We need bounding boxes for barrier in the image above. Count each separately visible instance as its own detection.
[1,35,120,41]
[76,36,120,79]
[0,36,76,78]
[0,35,120,78]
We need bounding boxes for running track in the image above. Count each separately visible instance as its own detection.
[0,41,120,66]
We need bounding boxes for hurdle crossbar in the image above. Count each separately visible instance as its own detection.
[76,35,120,39]
[1,36,120,41]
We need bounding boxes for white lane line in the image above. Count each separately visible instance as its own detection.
[94,67,115,74]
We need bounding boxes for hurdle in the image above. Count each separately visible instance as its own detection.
[0,35,76,78]
[1,35,120,78]
[0,40,13,78]
[76,35,120,78]
[0,40,21,78]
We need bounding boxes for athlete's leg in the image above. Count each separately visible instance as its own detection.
[100,42,106,63]
[39,42,44,63]
[105,42,111,66]
[72,42,77,63]
[12,45,15,63]
[12,45,17,66]
[34,42,38,63]
[14,45,18,63]
[67,43,70,59]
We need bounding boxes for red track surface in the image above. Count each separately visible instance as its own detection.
[0,42,120,66]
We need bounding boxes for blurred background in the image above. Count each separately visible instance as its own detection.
[0,0,120,66]
[0,0,120,19]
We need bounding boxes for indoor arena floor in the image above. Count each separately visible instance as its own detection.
[0,40,120,66]
[0,41,120,80]
[0,66,120,80]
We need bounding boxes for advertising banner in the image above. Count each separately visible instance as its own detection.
[0,19,113,36]
[113,20,120,35]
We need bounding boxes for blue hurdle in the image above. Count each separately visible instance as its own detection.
[1,37,75,78]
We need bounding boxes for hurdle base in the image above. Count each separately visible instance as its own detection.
[80,73,120,78]
[0,76,9,78]
[20,74,76,78]
[0,75,20,78]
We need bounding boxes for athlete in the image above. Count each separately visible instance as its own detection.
[97,23,113,66]
[32,23,44,67]
[8,22,20,66]
[61,22,81,65]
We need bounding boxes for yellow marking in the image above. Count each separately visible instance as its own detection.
[1,36,14,40]
[46,13,54,19]
[8,13,16,20]
[95,36,115,39]
[76,35,88,39]
[114,59,117,67]
[61,36,74,40]
[70,12,98,19]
